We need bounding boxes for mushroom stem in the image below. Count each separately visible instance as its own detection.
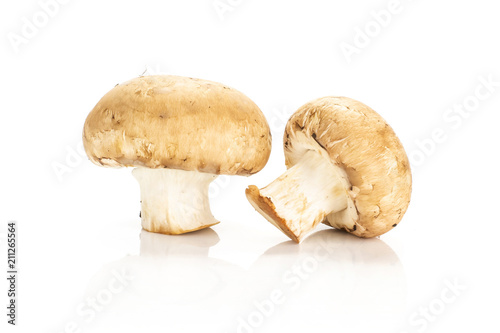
[133,167,219,235]
[246,149,350,243]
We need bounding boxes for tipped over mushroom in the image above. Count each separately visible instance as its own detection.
[83,75,271,235]
[246,97,411,243]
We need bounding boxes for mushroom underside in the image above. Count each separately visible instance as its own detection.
[246,133,359,242]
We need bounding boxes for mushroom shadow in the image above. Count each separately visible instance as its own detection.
[231,228,407,331]
[139,227,220,257]
[81,227,245,332]
[79,227,406,332]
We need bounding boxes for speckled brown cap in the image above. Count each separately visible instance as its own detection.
[83,75,272,175]
[283,96,412,237]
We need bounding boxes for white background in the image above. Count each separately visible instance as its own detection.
[1,0,499,332]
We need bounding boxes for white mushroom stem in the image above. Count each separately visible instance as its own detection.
[133,167,219,235]
[246,149,356,242]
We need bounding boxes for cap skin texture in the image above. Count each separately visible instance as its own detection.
[83,75,271,175]
[83,75,272,235]
[246,96,411,242]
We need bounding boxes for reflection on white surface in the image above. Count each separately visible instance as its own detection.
[82,228,406,333]
[139,227,220,256]
[135,229,240,306]
[238,230,407,332]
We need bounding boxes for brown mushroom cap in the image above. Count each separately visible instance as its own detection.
[83,75,272,175]
[283,96,412,237]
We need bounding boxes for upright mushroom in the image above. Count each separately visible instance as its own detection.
[246,97,411,243]
[83,75,271,235]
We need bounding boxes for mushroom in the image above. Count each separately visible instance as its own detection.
[83,75,271,235]
[246,96,411,243]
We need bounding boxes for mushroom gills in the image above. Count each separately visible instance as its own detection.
[246,146,359,243]
[133,167,219,235]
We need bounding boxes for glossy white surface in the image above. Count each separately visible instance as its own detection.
[1,0,499,332]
